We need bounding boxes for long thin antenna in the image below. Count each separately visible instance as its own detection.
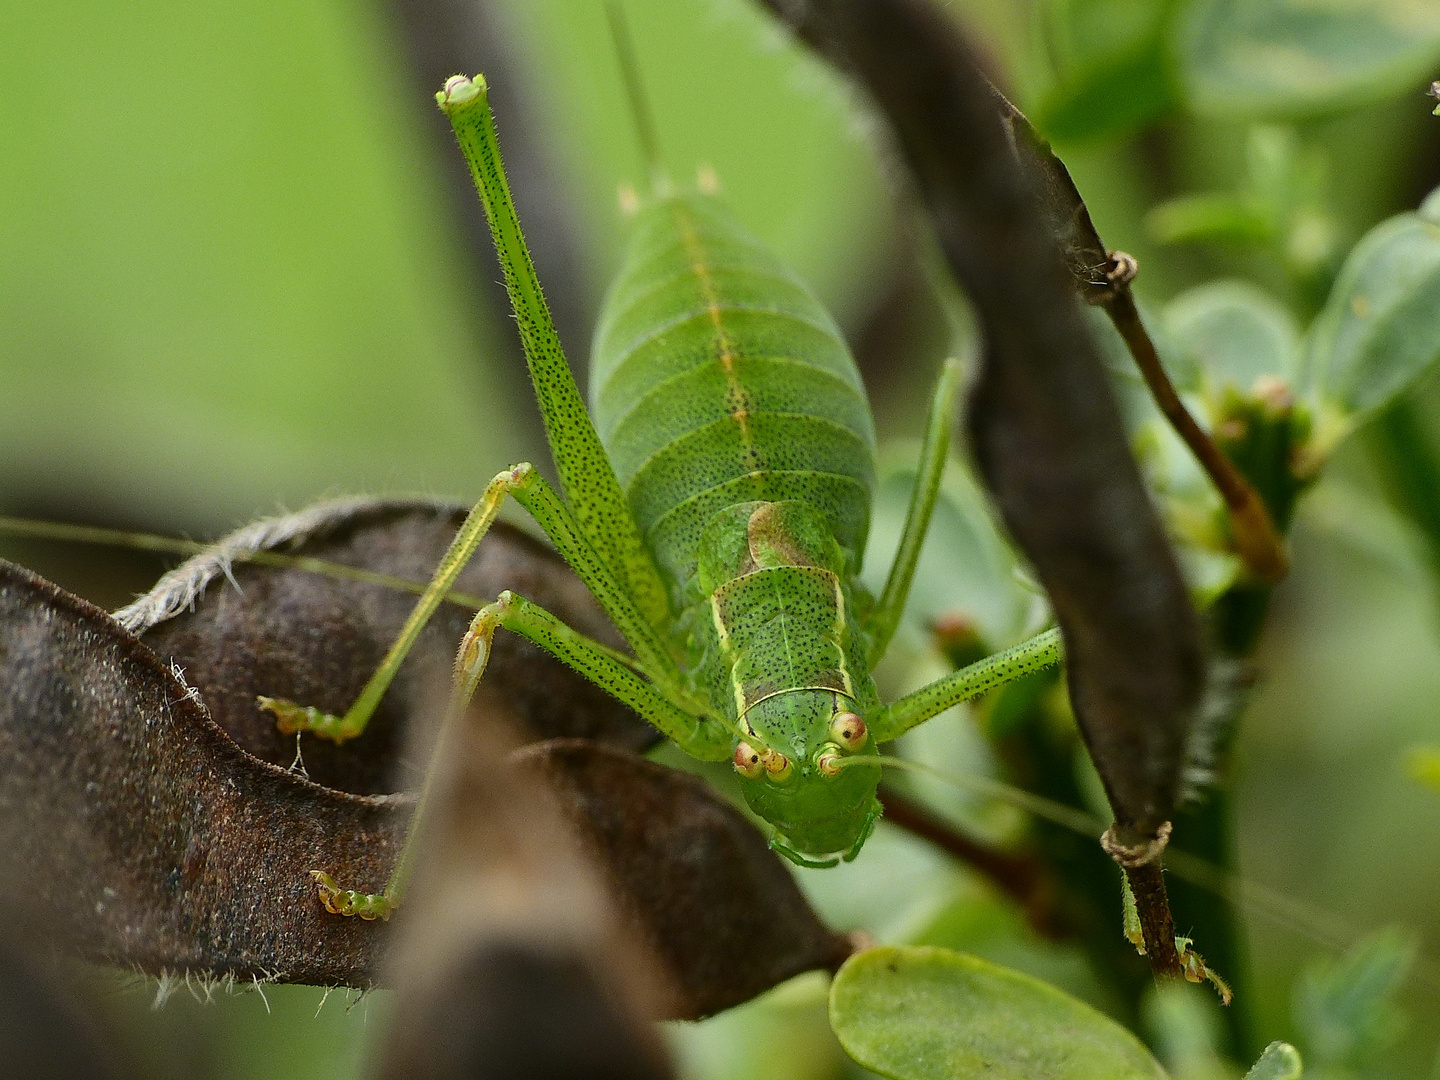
[604,0,667,194]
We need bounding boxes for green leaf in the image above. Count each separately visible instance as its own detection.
[1035,0,1179,142]
[1244,1041,1303,1080]
[1176,0,1440,117]
[1292,929,1414,1068]
[1147,194,1273,248]
[1035,47,1177,143]
[1164,281,1301,400]
[829,945,1168,1080]
[1302,199,1440,448]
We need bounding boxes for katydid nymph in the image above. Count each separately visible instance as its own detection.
[258,45,1063,919]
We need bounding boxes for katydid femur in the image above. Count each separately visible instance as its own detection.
[259,67,1061,919]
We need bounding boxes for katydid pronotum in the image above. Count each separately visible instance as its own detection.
[244,62,1067,919]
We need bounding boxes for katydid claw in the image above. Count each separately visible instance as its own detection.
[1177,935,1233,1005]
[257,696,355,744]
[310,870,396,921]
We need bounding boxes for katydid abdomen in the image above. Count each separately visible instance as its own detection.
[589,193,877,597]
[590,191,885,863]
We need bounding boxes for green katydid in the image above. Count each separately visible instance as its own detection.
[251,48,1063,919]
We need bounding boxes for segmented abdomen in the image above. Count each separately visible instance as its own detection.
[589,194,876,597]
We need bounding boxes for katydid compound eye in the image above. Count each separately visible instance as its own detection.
[830,712,868,751]
[764,751,793,781]
[816,746,844,777]
[733,742,764,779]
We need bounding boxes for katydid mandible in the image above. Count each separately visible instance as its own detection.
[260,59,1062,920]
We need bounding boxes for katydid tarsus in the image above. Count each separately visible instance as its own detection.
[231,49,1066,917]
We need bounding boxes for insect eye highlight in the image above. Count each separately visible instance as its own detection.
[829,712,868,751]
[732,741,764,779]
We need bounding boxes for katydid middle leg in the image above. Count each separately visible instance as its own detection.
[863,356,964,664]
[307,590,732,920]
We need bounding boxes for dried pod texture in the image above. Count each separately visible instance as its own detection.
[0,559,404,985]
[519,740,854,1019]
[378,723,676,1080]
[1,558,846,1006]
[129,498,656,794]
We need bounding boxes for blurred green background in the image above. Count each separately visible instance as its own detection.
[3,0,1440,1076]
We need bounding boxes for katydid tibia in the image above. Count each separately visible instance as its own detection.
[258,63,1063,920]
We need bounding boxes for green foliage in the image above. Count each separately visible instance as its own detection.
[1292,930,1415,1073]
[1176,0,1440,117]
[7,0,1440,1074]
[1147,126,1335,280]
[1147,195,1274,249]
[1144,982,1233,1080]
[1163,281,1301,398]
[1033,0,1179,143]
[862,449,1028,649]
[1304,190,1440,453]
[829,946,1168,1080]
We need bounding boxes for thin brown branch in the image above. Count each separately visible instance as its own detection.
[1103,286,1288,583]
[1123,862,1183,978]
[878,787,1065,938]
[1104,823,1184,979]
[987,86,1288,583]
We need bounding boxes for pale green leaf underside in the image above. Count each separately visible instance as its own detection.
[1162,279,1301,397]
[829,946,1167,1080]
[1177,0,1440,117]
[1244,1041,1303,1080]
[1304,201,1440,439]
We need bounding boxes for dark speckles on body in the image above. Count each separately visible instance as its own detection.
[589,194,876,596]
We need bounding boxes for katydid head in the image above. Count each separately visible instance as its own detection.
[731,690,881,867]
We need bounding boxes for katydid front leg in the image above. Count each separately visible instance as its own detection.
[869,627,1063,743]
[306,590,731,920]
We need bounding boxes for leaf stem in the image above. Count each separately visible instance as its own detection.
[1102,285,1288,583]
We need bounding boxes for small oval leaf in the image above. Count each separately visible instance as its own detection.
[1177,0,1440,117]
[1245,1041,1303,1080]
[1163,281,1301,399]
[1303,204,1440,445]
[830,945,1167,1080]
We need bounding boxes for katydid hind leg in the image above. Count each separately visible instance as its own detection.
[436,74,670,629]
[864,357,964,664]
